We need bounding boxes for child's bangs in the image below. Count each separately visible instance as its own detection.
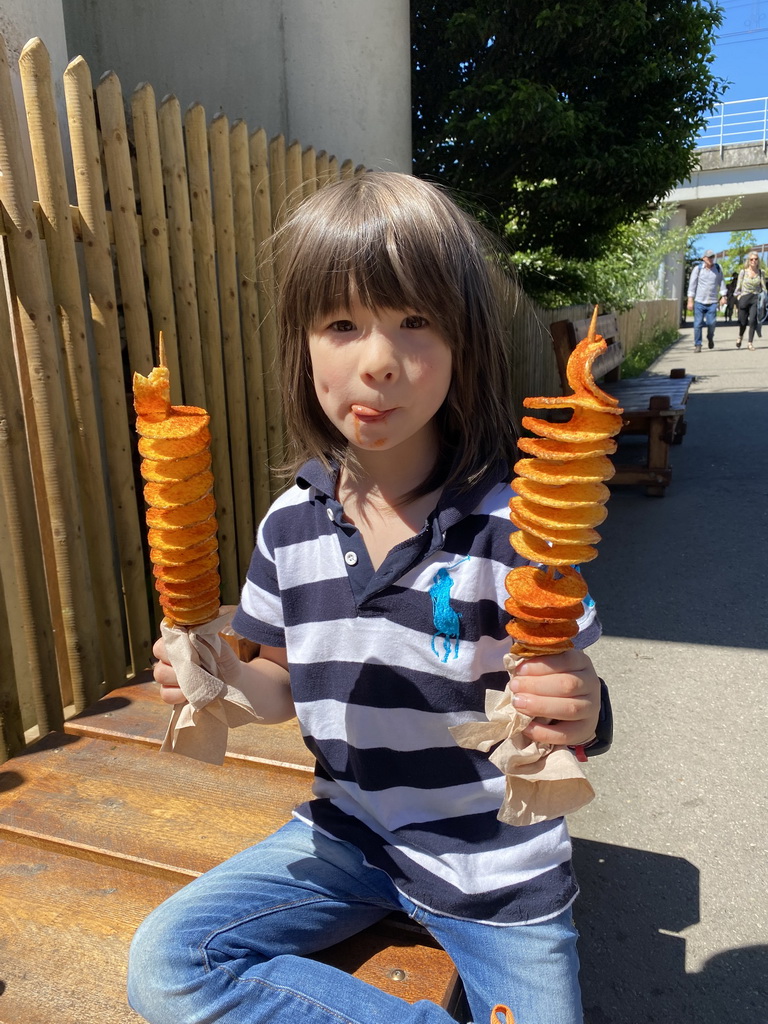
[287,182,461,333]
[300,228,432,328]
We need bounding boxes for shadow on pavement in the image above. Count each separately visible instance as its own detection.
[573,838,768,1023]
[586,390,767,649]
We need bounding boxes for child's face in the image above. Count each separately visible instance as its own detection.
[308,297,452,460]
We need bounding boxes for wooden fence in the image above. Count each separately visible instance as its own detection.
[0,34,373,760]
[0,34,677,766]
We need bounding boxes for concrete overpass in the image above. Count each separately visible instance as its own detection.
[660,99,768,300]
[670,142,768,232]
[669,97,768,232]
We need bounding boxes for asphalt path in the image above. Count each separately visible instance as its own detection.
[567,321,767,1024]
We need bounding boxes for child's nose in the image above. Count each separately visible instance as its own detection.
[360,331,399,382]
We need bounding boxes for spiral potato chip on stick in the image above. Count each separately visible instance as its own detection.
[448,310,619,822]
[134,338,220,627]
[506,308,624,657]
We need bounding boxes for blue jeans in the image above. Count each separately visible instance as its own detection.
[692,300,718,346]
[128,819,583,1024]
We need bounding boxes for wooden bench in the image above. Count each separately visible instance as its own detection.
[550,314,694,496]
[0,674,465,1023]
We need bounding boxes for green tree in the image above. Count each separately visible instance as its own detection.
[411,1,724,259]
[515,198,741,310]
[723,230,758,275]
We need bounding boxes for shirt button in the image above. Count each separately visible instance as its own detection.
[326,507,335,521]
[344,551,358,566]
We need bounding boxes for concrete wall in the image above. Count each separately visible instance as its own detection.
[61,0,411,172]
[0,0,71,173]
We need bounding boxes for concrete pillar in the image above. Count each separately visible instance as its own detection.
[662,206,687,303]
[61,0,411,172]
[281,0,411,171]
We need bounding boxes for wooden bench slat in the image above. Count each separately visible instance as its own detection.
[605,376,693,413]
[64,678,315,769]
[0,732,314,877]
[0,838,459,1024]
[0,839,164,1024]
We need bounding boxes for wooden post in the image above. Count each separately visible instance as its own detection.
[64,55,154,668]
[157,94,206,409]
[185,102,238,602]
[285,139,303,219]
[131,82,183,404]
[20,37,127,692]
[251,128,282,495]
[316,149,330,187]
[230,120,270,524]
[268,133,287,232]
[96,70,153,377]
[302,146,318,197]
[210,112,253,581]
[0,552,25,762]
[0,264,62,747]
[0,36,102,712]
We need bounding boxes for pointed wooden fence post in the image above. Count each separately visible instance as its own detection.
[19,37,128,691]
[252,128,282,493]
[0,274,62,756]
[63,54,154,664]
[229,119,270,523]
[131,81,183,405]
[0,36,102,711]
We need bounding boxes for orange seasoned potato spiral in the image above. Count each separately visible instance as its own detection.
[134,358,220,627]
[506,310,624,656]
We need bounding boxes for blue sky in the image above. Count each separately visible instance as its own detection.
[693,0,768,255]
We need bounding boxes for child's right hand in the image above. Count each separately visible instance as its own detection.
[152,637,187,704]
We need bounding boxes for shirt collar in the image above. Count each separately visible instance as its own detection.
[295,457,508,525]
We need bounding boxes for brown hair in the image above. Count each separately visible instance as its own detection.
[272,171,519,496]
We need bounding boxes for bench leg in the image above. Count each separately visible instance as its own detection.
[646,410,672,497]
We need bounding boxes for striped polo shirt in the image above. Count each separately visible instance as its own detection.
[232,459,600,925]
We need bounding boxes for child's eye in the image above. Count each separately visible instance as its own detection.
[402,315,429,329]
[328,319,356,332]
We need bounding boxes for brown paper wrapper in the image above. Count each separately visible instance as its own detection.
[448,654,594,826]
[159,607,263,764]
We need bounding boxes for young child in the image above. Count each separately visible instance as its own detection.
[128,172,604,1024]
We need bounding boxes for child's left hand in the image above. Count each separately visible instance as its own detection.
[510,649,601,748]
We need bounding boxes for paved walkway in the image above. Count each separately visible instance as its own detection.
[568,321,767,1023]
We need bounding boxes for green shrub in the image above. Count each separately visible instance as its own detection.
[621,325,680,378]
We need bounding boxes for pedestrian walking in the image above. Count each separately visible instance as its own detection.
[724,272,739,322]
[687,250,726,352]
[734,251,766,350]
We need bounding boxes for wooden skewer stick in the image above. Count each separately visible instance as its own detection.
[586,304,599,343]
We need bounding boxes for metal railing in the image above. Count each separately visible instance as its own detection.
[698,96,768,153]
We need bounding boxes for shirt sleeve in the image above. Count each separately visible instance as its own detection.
[687,265,699,299]
[231,512,287,648]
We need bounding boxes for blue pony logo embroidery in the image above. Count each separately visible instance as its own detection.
[429,557,469,662]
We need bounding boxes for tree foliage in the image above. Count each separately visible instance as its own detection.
[411,1,725,259]
[515,198,741,311]
[722,230,759,276]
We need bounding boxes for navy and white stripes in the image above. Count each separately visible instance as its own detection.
[232,460,600,925]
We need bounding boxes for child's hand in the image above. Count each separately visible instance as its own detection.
[510,649,601,748]
[152,637,187,705]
